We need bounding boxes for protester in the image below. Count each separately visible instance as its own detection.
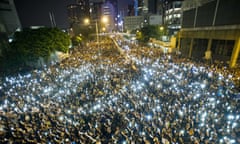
[0,37,239,143]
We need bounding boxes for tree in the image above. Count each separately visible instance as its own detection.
[71,35,82,47]
[136,25,163,44]
[2,27,70,70]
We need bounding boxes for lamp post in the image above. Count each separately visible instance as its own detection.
[84,16,108,57]
[160,26,164,31]
[95,21,99,56]
[159,26,164,41]
[84,18,90,25]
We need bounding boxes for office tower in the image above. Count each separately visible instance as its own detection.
[128,4,135,16]
[107,0,118,31]
[165,0,182,31]
[89,0,105,20]
[148,0,158,14]
[67,0,90,25]
[76,0,90,19]
[101,1,115,32]
[67,4,81,26]
[135,0,148,16]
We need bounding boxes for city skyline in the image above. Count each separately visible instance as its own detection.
[14,0,131,29]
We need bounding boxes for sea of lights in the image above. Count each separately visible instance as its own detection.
[0,51,239,143]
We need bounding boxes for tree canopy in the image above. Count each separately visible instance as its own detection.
[2,27,70,69]
[136,25,165,44]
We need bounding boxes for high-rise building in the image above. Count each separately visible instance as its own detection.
[124,16,144,31]
[67,0,90,35]
[67,0,90,36]
[107,0,118,17]
[89,0,105,20]
[134,0,148,16]
[164,0,182,34]
[67,4,82,25]
[89,0,119,32]
[148,0,158,14]
[128,4,135,16]
[67,0,90,25]
[131,0,143,16]
[106,0,118,31]
[102,1,115,32]
[142,0,149,14]
[179,0,240,68]
[76,0,90,19]
[156,0,165,15]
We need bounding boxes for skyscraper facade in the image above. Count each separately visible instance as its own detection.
[67,0,90,24]
[76,0,90,19]
[131,0,151,16]
[67,4,82,25]
[128,4,135,16]
[107,0,118,31]
[67,0,90,28]
[164,0,182,31]
[67,0,90,36]
[102,1,115,32]
[148,0,158,14]
[89,0,105,20]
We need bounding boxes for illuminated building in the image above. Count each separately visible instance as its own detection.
[67,4,81,25]
[134,0,148,16]
[101,1,115,32]
[76,0,90,18]
[89,0,105,20]
[67,0,90,25]
[148,0,158,14]
[124,16,144,32]
[106,0,118,32]
[164,0,183,34]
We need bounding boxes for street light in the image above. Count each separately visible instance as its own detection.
[160,26,164,31]
[83,18,90,25]
[84,16,109,56]
[101,16,108,25]
[160,26,164,41]
[102,27,106,33]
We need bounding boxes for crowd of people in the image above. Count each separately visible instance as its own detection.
[0,37,239,143]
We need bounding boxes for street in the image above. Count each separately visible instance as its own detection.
[0,37,239,143]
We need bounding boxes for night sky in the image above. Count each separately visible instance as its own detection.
[14,0,75,29]
[14,0,130,29]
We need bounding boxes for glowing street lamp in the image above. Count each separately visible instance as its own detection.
[160,26,164,31]
[102,27,106,33]
[83,16,109,56]
[159,26,164,41]
[101,16,108,24]
[83,18,90,25]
